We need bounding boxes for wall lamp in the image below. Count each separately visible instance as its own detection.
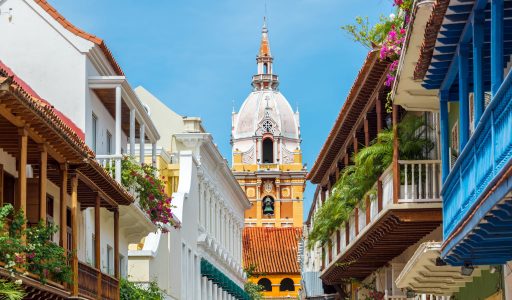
[461,263,474,276]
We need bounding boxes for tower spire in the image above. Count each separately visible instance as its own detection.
[252,17,278,91]
[259,17,271,58]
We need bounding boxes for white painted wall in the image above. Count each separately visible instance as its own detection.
[129,90,249,299]
[135,86,185,152]
[0,0,156,279]
[0,0,90,130]
[88,91,128,154]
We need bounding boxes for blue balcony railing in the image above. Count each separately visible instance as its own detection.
[442,69,512,240]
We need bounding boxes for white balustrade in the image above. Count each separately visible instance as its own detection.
[358,206,366,233]
[96,154,123,180]
[385,296,407,300]
[370,197,379,222]
[349,215,356,241]
[381,166,394,208]
[340,227,346,251]
[331,160,441,254]
[398,160,441,203]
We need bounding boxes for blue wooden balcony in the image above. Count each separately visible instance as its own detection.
[442,70,512,265]
[422,0,512,265]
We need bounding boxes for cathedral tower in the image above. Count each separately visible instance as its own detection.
[234,19,306,298]
[231,18,306,228]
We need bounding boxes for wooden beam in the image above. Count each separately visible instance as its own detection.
[378,180,383,212]
[59,164,68,248]
[440,91,450,183]
[365,196,371,225]
[473,10,485,125]
[364,117,370,146]
[353,135,358,154]
[491,0,504,95]
[376,94,382,133]
[392,105,400,204]
[95,194,102,300]
[0,164,3,207]
[458,44,470,151]
[0,104,67,163]
[16,128,28,235]
[76,171,117,208]
[355,208,359,236]
[114,208,120,280]
[39,144,47,222]
[70,174,79,297]
[345,222,350,246]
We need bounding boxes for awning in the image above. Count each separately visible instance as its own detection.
[396,242,488,295]
[201,259,249,300]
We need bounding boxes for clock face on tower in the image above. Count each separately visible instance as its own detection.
[263,180,273,193]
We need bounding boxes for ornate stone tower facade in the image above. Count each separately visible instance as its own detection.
[231,19,307,228]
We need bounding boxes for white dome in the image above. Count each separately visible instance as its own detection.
[233,90,299,140]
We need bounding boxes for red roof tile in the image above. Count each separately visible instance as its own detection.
[242,227,302,274]
[34,0,124,76]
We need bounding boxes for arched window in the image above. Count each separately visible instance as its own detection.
[262,138,273,163]
[257,278,272,291]
[279,278,295,291]
[263,63,268,74]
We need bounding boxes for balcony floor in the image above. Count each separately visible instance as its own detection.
[442,169,512,265]
[321,207,442,284]
[0,267,69,300]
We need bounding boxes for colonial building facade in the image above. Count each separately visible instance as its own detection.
[394,0,512,298]
[128,87,251,300]
[232,20,307,298]
[0,1,161,298]
[0,60,138,300]
[305,36,444,300]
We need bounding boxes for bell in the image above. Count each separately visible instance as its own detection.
[263,205,274,215]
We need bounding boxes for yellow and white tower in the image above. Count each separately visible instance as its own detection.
[233,19,307,299]
[231,19,306,228]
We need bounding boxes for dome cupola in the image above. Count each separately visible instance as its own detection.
[231,18,301,166]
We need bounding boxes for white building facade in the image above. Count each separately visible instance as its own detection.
[128,88,251,300]
[0,0,160,278]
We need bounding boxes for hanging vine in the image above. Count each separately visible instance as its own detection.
[308,116,433,249]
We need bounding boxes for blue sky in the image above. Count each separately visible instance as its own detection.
[50,0,392,218]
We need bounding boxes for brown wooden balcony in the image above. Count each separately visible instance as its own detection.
[78,261,119,300]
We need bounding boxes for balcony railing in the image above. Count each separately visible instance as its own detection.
[443,69,512,239]
[96,154,123,181]
[398,160,441,203]
[78,262,100,299]
[257,163,279,170]
[252,74,278,82]
[78,261,119,300]
[102,273,119,300]
[326,159,441,265]
[385,295,407,300]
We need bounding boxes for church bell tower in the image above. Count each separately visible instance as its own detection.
[231,18,307,228]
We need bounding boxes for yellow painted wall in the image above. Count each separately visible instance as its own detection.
[249,274,301,299]
[236,151,306,228]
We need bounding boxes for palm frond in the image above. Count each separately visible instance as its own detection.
[0,280,25,300]
[308,114,434,247]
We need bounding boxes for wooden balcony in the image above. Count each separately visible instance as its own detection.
[441,70,512,265]
[78,261,119,300]
[320,160,443,284]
